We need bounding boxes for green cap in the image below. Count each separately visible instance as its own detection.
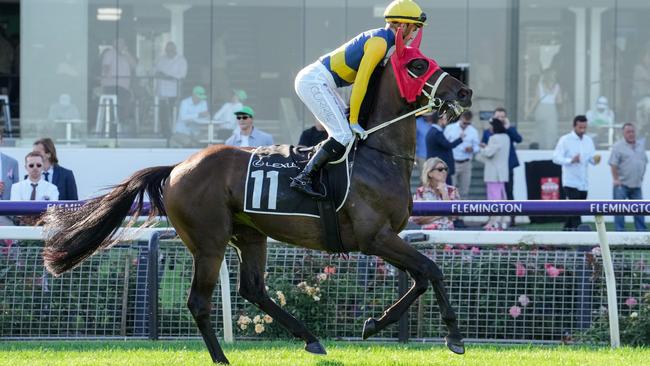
[234,105,255,117]
[234,89,248,101]
[192,86,207,100]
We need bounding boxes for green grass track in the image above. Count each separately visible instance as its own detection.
[0,340,648,366]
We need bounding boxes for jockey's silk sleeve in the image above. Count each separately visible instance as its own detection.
[348,36,388,124]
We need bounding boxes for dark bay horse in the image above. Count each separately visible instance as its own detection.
[42,46,472,364]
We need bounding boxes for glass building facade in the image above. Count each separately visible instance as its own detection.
[7,0,650,149]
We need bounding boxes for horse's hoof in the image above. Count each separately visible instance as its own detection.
[305,341,327,355]
[362,318,378,340]
[445,336,465,355]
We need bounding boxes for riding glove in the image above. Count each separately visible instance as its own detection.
[350,123,368,140]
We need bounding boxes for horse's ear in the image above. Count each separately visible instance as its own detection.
[395,27,405,57]
[410,28,423,49]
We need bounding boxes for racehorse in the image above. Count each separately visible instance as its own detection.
[42,32,472,364]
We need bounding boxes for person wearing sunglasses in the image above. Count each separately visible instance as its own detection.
[290,0,426,198]
[10,151,59,202]
[409,157,459,231]
[224,106,274,148]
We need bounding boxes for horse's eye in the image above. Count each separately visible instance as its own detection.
[407,59,429,77]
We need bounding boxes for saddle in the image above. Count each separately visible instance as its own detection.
[243,144,351,253]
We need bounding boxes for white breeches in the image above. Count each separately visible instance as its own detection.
[294,61,353,145]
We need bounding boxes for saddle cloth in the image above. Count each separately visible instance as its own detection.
[243,145,350,217]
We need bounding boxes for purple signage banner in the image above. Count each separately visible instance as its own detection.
[411,200,650,216]
[0,201,152,216]
[0,200,648,217]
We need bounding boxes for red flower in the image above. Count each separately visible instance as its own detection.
[323,265,336,275]
[544,263,564,278]
[515,262,526,277]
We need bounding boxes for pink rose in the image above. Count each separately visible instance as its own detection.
[518,294,530,307]
[625,297,638,308]
[470,247,480,255]
[509,305,522,318]
[545,263,563,278]
[515,262,526,277]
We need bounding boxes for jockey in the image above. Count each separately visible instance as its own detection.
[290,0,427,198]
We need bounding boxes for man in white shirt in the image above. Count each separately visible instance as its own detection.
[212,89,247,136]
[552,115,601,230]
[170,86,210,147]
[154,41,188,138]
[445,110,480,200]
[10,152,59,201]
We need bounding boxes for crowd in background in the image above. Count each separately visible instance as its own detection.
[408,106,647,232]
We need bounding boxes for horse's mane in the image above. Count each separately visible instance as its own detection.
[357,65,385,128]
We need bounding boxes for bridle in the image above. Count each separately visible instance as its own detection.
[364,69,462,136]
[359,68,466,162]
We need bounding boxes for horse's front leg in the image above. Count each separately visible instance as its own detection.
[360,227,464,354]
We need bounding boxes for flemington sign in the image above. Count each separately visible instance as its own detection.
[0,200,649,217]
[412,200,650,216]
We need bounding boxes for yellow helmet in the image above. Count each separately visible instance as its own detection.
[384,0,427,27]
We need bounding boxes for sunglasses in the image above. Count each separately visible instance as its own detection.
[28,163,42,168]
[433,167,448,172]
[236,115,251,120]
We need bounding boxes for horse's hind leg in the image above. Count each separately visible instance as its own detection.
[360,227,464,354]
[187,252,229,364]
[232,225,326,355]
[173,213,230,363]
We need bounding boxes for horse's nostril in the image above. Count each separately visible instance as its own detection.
[457,88,472,102]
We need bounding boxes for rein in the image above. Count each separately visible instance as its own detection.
[364,71,450,136]
[362,142,415,162]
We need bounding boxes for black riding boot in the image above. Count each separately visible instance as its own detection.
[290,138,345,198]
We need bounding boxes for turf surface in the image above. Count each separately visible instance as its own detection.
[0,340,648,366]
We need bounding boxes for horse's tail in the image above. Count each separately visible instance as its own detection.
[42,165,175,276]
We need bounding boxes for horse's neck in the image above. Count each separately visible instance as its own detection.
[363,93,416,180]
[366,81,416,158]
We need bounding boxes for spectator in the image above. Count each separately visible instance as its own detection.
[609,123,647,231]
[100,38,137,133]
[409,157,459,230]
[298,120,328,147]
[213,89,247,137]
[586,96,615,146]
[10,152,59,201]
[553,115,601,231]
[415,112,434,170]
[225,106,274,147]
[47,94,80,121]
[425,111,463,185]
[32,138,78,200]
[482,107,522,226]
[477,118,510,230]
[170,86,209,147]
[532,68,562,149]
[0,28,13,94]
[0,130,18,225]
[445,110,479,200]
[154,41,188,139]
[633,48,650,114]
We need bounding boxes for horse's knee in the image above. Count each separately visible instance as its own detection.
[238,280,266,304]
[187,294,211,319]
[423,260,445,281]
[412,277,429,295]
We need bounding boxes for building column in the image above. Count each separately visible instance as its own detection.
[589,7,607,108]
[569,7,587,115]
[163,4,191,55]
